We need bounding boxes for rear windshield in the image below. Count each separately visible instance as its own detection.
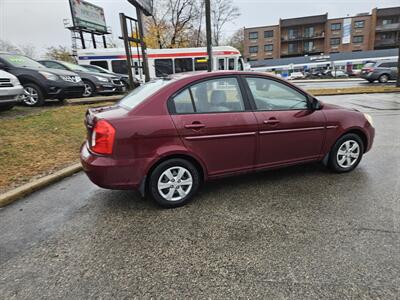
[0,54,46,69]
[119,79,173,110]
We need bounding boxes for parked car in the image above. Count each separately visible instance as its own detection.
[81,71,375,208]
[360,60,398,83]
[38,60,125,97]
[0,53,84,106]
[325,70,349,78]
[287,72,305,80]
[79,64,140,90]
[0,70,24,111]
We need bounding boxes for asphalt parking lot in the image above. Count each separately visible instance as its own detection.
[0,93,399,299]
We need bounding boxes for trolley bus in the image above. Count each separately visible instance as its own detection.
[77,46,246,80]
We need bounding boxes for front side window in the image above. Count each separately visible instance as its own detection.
[42,61,66,70]
[155,59,173,77]
[354,20,365,28]
[172,77,245,114]
[245,77,308,110]
[249,32,258,40]
[175,58,193,73]
[353,35,364,43]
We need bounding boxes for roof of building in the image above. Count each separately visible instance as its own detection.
[376,6,400,17]
[250,48,399,68]
[280,14,328,27]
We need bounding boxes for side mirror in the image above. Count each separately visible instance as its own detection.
[308,96,320,110]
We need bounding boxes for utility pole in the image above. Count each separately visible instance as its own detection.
[397,31,400,87]
[205,0,212,72]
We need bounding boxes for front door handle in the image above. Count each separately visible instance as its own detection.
[263,119,280,125]
[184,122,205,130]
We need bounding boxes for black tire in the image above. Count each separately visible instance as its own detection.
[82,80,96,97]
[367,79,374,83]
[328,133,364,173]
[0,104,14,112]
[22,83,45,107]
[148,158,200,208]
[378,74,389,83]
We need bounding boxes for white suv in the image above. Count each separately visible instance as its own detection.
[0,70,23,111]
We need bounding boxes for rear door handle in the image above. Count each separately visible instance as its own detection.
[184,123,205,130]
[264,119,280,125]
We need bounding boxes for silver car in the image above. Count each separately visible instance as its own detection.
[0,70,23,111]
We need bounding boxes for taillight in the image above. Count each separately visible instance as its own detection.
[363,67,374,73]
[91,120,115,155]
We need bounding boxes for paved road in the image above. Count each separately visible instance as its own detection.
[1,94,399,299]
[295,79,396,89]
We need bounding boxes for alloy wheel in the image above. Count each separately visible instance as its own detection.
[157,166,193,201]
[83,83,93,97]
[23,87,39,105]
[336,140,360,168]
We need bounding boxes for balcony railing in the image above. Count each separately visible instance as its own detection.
[374,39,399,47]
[375,23,400,32]
[281,32,325,42]
[281,48,324,56]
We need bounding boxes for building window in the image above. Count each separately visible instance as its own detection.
[304,41,314,52]
[264,30,273,38]
[288,43,298,53]
[353,35,364,43]
[288,28,299,39]
[331,23,341,31]
[249,46,258,53]
[330,38,341,45]
[382,18,397,25]
[249,32,258,40]
[264,44,273,52]
[304,27,315,38]
[381,32,395,40]
[354,20,365,28]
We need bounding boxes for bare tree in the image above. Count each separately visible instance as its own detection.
[45,46,75,63]
[227,27,244,54]
[211,0,240,46]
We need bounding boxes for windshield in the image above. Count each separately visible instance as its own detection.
[62,61,90,72]
[119,79,173,110]
[0,54,45,69]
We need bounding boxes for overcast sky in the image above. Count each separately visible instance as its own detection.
[1,0,399,57]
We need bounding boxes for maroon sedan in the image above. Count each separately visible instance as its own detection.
[81,71,375,208]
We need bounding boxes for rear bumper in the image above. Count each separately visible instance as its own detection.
[80,143,147,190]
[360,72,377,81]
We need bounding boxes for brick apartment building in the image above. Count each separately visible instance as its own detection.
[243,6,400,62]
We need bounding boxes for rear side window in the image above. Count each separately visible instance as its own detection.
[379,62,396,68]
[171,77,245,114]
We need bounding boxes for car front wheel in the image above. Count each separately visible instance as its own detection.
[22,83,45,106]
[82,80,96,97]
[328,133,364,173]
[149,158,200,208]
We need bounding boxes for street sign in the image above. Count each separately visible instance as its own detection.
[127,0,153,16]
[69,0,108,33]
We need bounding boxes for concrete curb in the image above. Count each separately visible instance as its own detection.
[66,95,123,105]
[0,163,82,208]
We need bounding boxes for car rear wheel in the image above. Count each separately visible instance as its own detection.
[378,74,389,83]
[149,158,200,208]
[328,133,364,173]
[22,83,45,107]
[82,80,96,97]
